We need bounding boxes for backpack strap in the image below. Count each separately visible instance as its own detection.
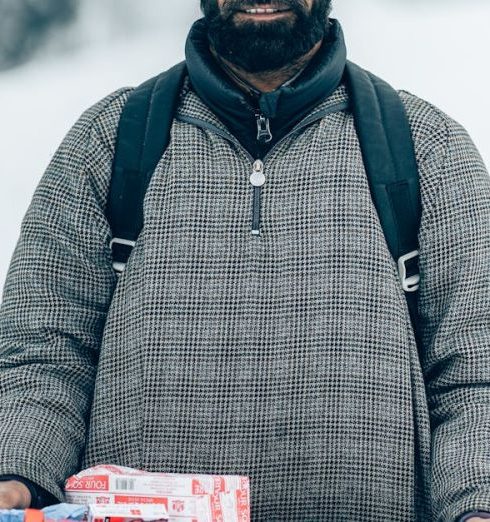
[107,59,422,345]
[344,60,422,345]
[106,61,187,274]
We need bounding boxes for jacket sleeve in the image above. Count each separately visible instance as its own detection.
[0,89,129,501]
[417,113,490,521]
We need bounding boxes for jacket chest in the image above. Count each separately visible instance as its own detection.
[124,123,407,336]
[142,119,390,254]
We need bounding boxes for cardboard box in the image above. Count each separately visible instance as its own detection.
[88,504,168,522]
[65,466,250,522]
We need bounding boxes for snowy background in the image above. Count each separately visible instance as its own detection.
[0,0,489,293]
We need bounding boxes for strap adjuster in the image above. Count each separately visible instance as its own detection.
[398,250,420,292]
[109,237,136,274]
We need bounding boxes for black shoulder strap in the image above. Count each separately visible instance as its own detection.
[344,60,422,346]
[107,59,422,347]
[106,61,187,273]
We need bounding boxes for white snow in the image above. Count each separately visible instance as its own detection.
[0,0,489,293]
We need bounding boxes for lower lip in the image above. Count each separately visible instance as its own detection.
[236,10,292,20]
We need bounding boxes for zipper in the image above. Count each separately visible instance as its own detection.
[250,159,266,235]
[175,100,349,237]
[250,112,273,236]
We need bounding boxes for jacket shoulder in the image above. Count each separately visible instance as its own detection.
[397,89,488,224]
[397,88,483,178]
[47,87,134,214]
[397,89,453,168]
[72,87,135,156]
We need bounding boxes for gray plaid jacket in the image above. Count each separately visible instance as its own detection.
[1,78,489,522]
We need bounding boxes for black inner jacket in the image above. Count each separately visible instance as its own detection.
[185,17,348,159]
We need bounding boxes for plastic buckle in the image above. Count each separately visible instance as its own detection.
[398,250,420,292]
[109,237,136,274]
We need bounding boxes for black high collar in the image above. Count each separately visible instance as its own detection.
[185,17,347,158]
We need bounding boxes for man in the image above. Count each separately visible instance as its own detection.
[0,0,489,520]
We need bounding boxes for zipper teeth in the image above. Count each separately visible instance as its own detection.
[251,187,261,235]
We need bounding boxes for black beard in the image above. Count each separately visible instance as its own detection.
[200,0,332,73]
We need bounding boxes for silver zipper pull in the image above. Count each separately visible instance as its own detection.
[255,113,272,143]
[250,159,266,187]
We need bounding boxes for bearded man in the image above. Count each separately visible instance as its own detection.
[0,1,490,521]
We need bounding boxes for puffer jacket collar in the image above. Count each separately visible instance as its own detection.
[184,17,348,157]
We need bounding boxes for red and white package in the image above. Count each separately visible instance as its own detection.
[64,465,250,522]
[88,503,169,522]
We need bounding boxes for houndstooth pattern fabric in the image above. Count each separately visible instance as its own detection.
[0,73,490,522]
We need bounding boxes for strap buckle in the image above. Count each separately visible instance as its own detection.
[398,250,420,292]
[109,237,136,274]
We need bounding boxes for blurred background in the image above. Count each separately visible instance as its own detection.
[0,0,489,292]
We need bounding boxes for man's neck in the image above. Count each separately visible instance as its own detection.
[211,39,323,94]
